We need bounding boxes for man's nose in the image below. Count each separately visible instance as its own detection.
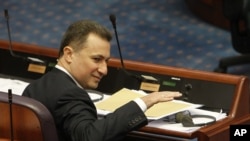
[98,62,108,75]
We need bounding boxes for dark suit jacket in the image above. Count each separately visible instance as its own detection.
[22,68,148,141]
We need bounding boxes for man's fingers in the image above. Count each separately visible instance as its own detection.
[161,91,182,97]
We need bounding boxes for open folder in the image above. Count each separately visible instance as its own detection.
[95,88,202,120]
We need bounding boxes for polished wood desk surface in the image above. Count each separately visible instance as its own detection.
[1,40,250,141]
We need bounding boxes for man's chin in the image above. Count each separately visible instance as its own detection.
[87,83,99,89]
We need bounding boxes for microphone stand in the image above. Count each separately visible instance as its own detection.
[109,14,144,82]
[4,9,46,64]
[109,14,125,69]
[4,9,27,61]
[8,89,14,141]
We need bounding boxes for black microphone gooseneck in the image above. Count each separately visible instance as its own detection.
[4,9,46,64]
[109,14,125,69]
[109,14,143,81]
[8,89,14,141]
[4,9,28,61]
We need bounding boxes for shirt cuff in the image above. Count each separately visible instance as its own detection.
[133,98,147,112]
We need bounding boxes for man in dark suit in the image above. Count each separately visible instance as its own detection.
[22,20,182,141]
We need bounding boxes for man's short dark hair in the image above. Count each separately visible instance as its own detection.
[58,20,112,57]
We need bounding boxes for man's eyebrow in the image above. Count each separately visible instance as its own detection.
[92,54,110,60]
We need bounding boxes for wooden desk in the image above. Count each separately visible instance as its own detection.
[1,40,250,141]
[107,59,250,141]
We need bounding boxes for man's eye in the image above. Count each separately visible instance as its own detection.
[93,57,101,62]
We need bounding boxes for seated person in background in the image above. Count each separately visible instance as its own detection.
[22,19,182,141]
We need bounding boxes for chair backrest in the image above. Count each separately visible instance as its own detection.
[223,0,250,53]
[0,92,58,141]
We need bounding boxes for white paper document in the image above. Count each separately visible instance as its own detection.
[0,78,29,95]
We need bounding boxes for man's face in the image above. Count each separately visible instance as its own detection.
[68,33,111,89]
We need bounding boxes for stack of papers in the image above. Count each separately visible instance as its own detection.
[95,88,202,120]
[0,78,29,95]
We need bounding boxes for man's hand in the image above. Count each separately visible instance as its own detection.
[141,91,182,109]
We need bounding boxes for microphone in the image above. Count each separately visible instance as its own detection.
[108,14,162,93]
[109,14,116,29]
[4,9,45,64]
[109,14,143,81]
[4,9,27,61]
[109,14,125,69]
[8,89,14,141]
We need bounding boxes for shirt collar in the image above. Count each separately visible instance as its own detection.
[55,65,83,89]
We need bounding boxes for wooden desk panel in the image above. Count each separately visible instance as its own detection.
[0,40,58,58]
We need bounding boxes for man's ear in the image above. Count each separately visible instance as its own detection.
[63,46,74,63]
